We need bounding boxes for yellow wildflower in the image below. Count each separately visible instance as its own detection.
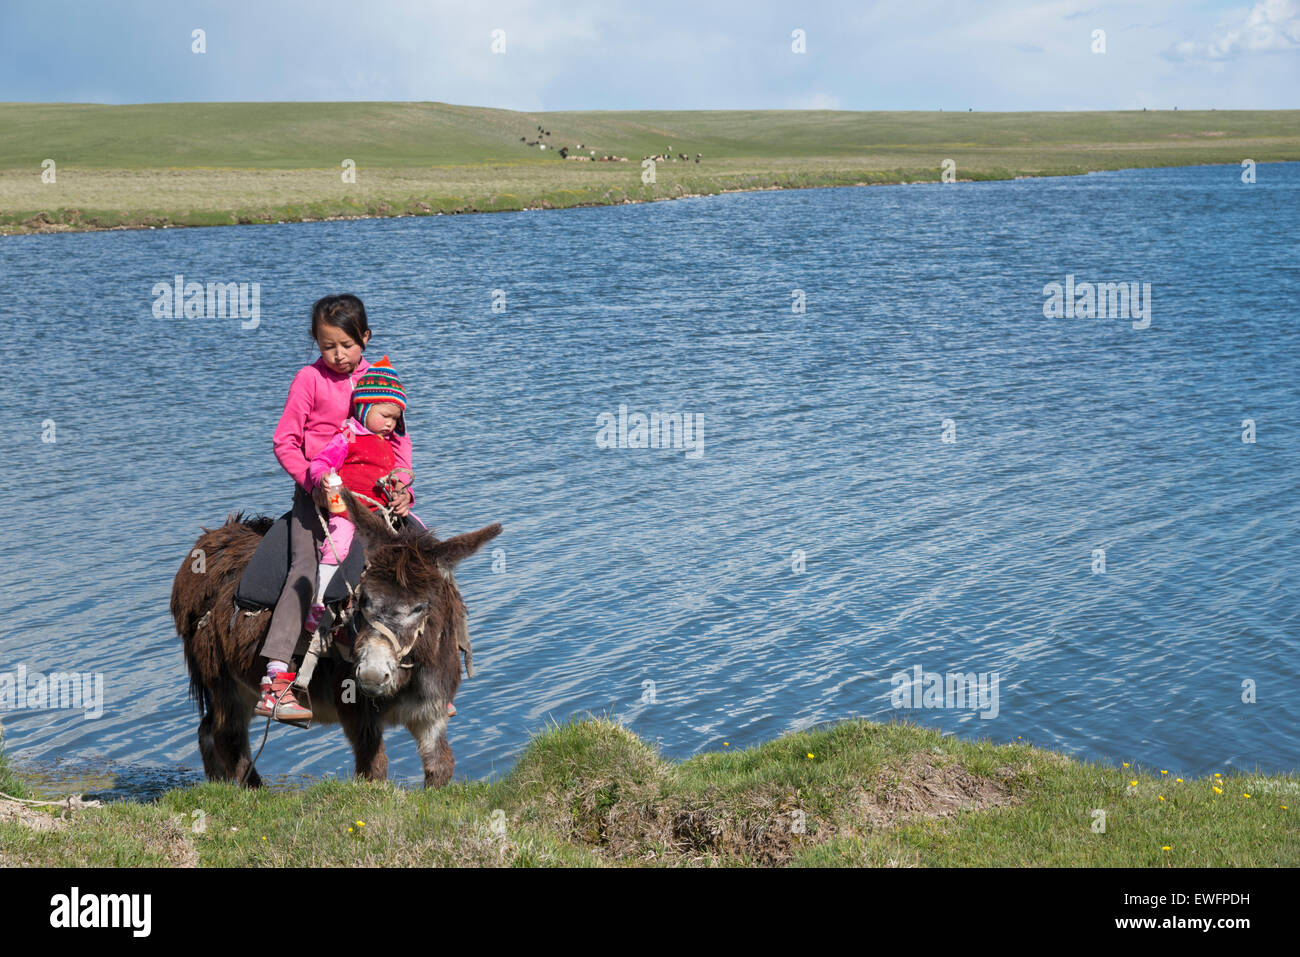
[1213,786,1223,794]
[1158,796,1165,802]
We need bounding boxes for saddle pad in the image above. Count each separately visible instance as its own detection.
[234,511,366,610]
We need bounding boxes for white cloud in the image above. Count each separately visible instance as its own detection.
[1166,0,1300,61]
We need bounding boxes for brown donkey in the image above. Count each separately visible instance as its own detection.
[171,492,501,788]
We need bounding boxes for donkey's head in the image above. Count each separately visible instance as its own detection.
[340,491,502,698]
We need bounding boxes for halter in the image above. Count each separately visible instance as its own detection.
[353,608,428,670]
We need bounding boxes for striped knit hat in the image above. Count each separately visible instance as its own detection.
[352,356,407,434]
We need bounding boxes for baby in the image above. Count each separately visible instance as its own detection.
[304,355,412,626]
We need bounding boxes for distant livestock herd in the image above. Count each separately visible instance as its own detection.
[518,126,702,164]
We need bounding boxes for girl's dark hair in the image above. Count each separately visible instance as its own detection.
[310,294,370,347]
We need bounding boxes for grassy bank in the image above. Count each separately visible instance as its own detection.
[1,103,1297,234]
[1,718,1294,867]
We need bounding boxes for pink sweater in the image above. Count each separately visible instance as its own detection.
[273,356,413,492]
[306,417,378,490]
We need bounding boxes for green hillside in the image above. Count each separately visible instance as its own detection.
[1,103,1296,233]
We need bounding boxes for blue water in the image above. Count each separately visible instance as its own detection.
[2,163,1297,793]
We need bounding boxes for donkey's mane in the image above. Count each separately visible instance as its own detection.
[364,524,450,591]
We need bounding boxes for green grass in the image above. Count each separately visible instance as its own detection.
[1,718,1294,867]
[0,729,27,800]
[1,103,1297,234]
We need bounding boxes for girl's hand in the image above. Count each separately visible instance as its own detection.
[388,486,412,517]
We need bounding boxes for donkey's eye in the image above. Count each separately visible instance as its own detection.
[411,603,428,615]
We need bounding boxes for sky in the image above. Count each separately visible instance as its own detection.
[0,0,1296,110]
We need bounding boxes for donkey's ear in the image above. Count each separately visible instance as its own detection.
[433,523,503,570]
[340,487,396,545]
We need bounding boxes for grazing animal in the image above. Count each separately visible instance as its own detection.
[171,492,501,788]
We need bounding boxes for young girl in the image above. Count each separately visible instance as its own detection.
[257,295,413,723]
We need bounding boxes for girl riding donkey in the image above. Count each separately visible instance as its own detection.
[257,294,420,723]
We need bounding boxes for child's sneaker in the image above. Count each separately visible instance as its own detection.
[254,672,312,723]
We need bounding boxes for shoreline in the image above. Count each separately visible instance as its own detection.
[5,158,1294,238]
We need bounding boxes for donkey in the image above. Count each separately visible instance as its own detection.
[171,492,501,788]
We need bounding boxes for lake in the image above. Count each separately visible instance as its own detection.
[2,162,1297,795]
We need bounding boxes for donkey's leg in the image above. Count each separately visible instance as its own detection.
[340,704,388,782]
[408,712,453,788]
[211,682,261,788]
[230,697,262,789]
[205,702,239,782]
[197,709,224,781]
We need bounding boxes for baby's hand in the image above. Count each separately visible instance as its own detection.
[312,472,338,509]
[388,486,412,517]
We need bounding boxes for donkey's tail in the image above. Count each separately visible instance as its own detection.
[180,636,213,719]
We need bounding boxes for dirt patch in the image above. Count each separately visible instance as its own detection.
[598,791,799,866]
[144,817,199,868]
[556,755,1019,866]
[0,798,69,831]
[858,756,1019,828]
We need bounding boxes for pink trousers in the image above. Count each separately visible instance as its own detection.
[319,514,355,565]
